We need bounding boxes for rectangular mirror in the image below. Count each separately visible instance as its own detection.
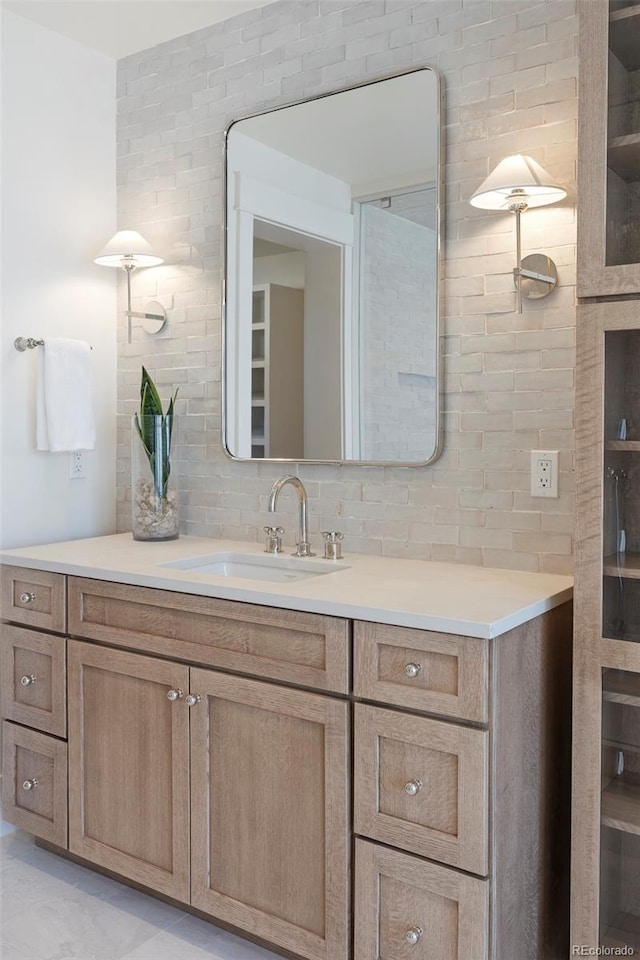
[223,67,443,465]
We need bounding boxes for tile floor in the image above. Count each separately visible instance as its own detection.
[0,818,281,960]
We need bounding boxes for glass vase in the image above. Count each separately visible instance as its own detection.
[131,414,178,541]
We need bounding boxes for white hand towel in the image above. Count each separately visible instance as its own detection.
[37,338,96,452]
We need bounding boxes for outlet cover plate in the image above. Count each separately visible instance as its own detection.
[531,449,558,498]
[69,450,87,479]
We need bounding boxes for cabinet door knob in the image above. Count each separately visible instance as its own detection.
[404,662,422,679]
[20,674,37,686]
[404,779,422,796]
[22,778,38,791]
[404,926,423,945]
[167,688,183,702]
[185,694,201,707]
[19,592,36,604]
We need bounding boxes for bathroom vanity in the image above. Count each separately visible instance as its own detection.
[0,535,572,960]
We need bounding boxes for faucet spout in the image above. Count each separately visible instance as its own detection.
[268,475,315,557]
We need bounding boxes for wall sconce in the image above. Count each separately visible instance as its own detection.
[469,155,567,313]
[95,230,167,340]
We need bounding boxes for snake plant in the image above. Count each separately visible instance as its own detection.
[133,367,178,500]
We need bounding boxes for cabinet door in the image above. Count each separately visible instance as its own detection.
[355,839,488,960]
[67,640,190,901]
[190,668,350,960]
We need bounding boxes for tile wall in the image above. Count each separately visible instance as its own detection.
[116,0,577,574]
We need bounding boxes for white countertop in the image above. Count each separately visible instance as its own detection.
[0,534,573,640]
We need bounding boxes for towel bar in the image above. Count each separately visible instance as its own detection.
[14,337,92,351]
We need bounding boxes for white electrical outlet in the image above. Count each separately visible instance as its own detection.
[531,450,559,498]
[69,450,87,479]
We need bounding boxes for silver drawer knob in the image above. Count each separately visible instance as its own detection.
[185,694,201,707]
[22,778,38,791]
[404,662,422,679]
[167,689,183,702]
[20,592,36,604]
[404,779,422,797]
[20,674,37,686]
[404,926,423,945]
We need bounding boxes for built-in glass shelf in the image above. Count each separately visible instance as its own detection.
[605,440,640,451]
[604,552,640,578]
[602,778,640,834]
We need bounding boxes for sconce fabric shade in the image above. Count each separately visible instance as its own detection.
[469,155,567,211]
[94,230,163,268]
[94,229,166,341]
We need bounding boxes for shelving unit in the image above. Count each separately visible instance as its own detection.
[572,297,640,952]
[250,290,267,457]
[249,284,304,460]
[578,0,640,295]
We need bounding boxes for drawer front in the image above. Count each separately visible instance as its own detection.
[1,721,68,848]
[0,625,66,736]
[354,704,489,876]
[1,565,66,633]
[354,839,488,960]
[68,577,350,693]
[354,621,488,722]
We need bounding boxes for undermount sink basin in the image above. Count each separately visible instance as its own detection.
[161,552,347,583]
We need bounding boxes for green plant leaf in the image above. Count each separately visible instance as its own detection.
[140,366,163,417]
[136,368,178,501]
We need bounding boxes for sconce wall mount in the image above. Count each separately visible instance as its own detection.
[469,155,566,313]
[95,230,167,339]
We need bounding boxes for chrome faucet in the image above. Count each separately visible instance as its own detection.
[268,475,315,557]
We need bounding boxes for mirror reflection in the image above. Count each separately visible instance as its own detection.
[224,68,442,464]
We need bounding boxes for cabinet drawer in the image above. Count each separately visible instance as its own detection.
[68,577,349,693]
[354,839,488,960]
[0,625,66,736]
[1,721,67,848]
[354,621,488,722]
[1,565,66,633]
[354,704,489,876]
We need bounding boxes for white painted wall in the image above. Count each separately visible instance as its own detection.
[1,10,117,548]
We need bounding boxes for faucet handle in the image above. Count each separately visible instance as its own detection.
[263,525,285,555]
[322,531,344,560]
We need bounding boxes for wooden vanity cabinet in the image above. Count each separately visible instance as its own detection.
[63,581,351,960]
[1,566,572,960]
[353,611,572,960]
